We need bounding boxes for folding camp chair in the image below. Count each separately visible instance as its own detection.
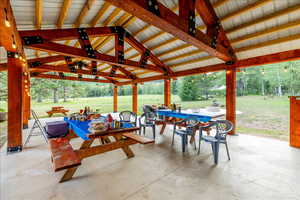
[24,110,48,146]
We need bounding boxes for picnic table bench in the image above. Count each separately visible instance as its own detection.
[48,119,154,183]
[47,106,69,117]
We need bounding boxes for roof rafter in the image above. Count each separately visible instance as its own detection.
[57,0,73,28]
[106,0,233,62]
[32,73,113,83]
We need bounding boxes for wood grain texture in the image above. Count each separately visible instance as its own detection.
[290,96,300,148]
[226,69,236,135]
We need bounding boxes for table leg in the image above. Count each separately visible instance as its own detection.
[59,140,93,182]
[113,135,134,158]
[160,122,167,135]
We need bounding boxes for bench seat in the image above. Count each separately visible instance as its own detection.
[122,133,155,144]
[49,138,81,172]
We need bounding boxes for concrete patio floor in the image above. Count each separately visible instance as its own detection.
[1,117,300,200]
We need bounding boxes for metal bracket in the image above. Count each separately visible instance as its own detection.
[7,145,22,154]
[59,72,65,79]
[188,11,196,36]
[78,74,82,79]
[83,44,96,58]
[110,65,117,77]
[110,26,124,34]
[29,61,41,67]
[22,36,43,45]
[117,51,124,64]
[140,49,150,68]
[77,28,89,40]
[68,63,77,73]
[94,76,98,80]
[147,0,160,16]
[225,60,235,65]
[210,21,221,49]
[64,56,72,63]
[92,66,97,75]
[31,72,39,77]
[7,51,18,58]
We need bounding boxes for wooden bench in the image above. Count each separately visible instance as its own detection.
[47,106,69,117]
[49,138,81,172]
[123,132,155,144]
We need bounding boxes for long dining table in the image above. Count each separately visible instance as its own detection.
[156,108,226,135]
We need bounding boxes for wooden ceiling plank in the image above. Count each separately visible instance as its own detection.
[57,0,72,28]
[74,0,96,28]
[90,2,111,27]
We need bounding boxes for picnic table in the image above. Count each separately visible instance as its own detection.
[156,108,225,135]
[48,118,154,183]
[46,106,69,117]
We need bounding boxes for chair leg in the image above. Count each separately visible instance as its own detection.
[171,131,175,146]
[225,142,231,160]
[152,126,156,139]
[143,127,146,135]
[197,138,202,155]
[182,135,186,153]
[213,142,220,165]
[139,127,142,135]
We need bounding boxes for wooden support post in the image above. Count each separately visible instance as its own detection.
[22,74,30,129]
[132,84,138,113]
[7,53,23,152]
[113,86,118,112]
[226,69,236,135]
[164,79,171,107]
[290,96,300,148]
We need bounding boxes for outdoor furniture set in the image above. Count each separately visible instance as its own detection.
[28,107,233,183]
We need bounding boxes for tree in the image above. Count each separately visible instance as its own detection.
[179,76,199,101]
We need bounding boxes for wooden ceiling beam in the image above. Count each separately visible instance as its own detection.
[90,2,111,27]
[227,3,300,35]
[35,0,42,29]
[118,48,300,85]
[19,27,116,41]
[32,73,113,83]
[106,0,233,62]
[30,64,130,79]
[23,41,163,73]
[74,0,96,27]
[125,31,173,74]
[57,0,73,28]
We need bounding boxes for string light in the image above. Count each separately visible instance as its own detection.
[14,53,18,58]
[284,66,288,72]
[11,35,16,49]
[4,8,11,27]
[261,68,265,75]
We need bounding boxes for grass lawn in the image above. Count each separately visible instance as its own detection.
[0,95,290,147]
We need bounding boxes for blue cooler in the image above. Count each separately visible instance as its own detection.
[45,121,69,138]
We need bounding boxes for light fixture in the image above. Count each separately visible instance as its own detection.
[261,68,265,75]
[284,66,288,72]
[12,42,16,49]
[23,72,28,76]
[25,85,28,89]
[24,80,28,83]
[14,53,18,58]
[4,8,10,27]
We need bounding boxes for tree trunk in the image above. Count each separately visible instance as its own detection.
[53,88,58,103]
[37,93,42,102]
[277,70,282,96]
[261,78,265,96]
[63,85,67,102]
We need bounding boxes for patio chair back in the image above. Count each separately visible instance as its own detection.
[142,105,155,113]
[139,112,156,139]
[216,120,233,140]
[119,111,137,122]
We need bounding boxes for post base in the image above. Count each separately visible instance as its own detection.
[7,145,22,154]
[23,124,29,129]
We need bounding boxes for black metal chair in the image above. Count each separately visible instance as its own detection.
[172,116,199,152]
[198,120,233,164]
[139,112,156,139]
[119,111,137,128]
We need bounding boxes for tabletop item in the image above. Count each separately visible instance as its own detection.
[88,117,109,134]
[45,121,68,138]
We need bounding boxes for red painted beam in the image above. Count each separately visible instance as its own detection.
[106,0,232,62]
[30,64,130,79]
[32,73,112,83]
[195,0,236,61]
[19,27,115,41]
[24,41,163,73]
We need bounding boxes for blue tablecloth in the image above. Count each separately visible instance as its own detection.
[64,117,135,140]
[157,109,212,122]
[64,118,91,140]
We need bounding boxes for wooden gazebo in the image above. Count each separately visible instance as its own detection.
[1,0,300,153]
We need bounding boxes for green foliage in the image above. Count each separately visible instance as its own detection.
[179,76,199,101]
